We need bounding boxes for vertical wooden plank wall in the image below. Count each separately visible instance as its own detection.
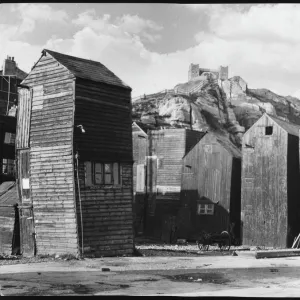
[22,53,79,256]
[181,134,234,235]
[241,115,288,247]
[0,205,16,255]
[16,88,31,149]
[74,79,134,257]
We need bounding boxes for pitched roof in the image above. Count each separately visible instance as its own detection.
[132,122,147,135]
[213,133,241,158]
[268,114,300,137]
[183,131,241,159]
[43,49,131,90]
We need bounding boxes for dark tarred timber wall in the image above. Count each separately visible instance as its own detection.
[287,134,300,247]
[132,128,147,235]
[21,52,79,256]
[180,133,241,240]
[241,115,288,248]
[74,78,134,256]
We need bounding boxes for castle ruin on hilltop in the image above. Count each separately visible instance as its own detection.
[188,63,228,81]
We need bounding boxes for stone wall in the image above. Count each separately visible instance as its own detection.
[188,63,229,81]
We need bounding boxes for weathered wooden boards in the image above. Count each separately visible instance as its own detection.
[181,133,241,239]
[20,52,78,256]
[132,128,203,239]
[241,113,300,248]
[18,49,134,257]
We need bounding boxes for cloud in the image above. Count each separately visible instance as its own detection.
[187,3,300,97]
[72,10,163,43]
[3,4,300,99]
[11,3,69,35]
[211,4,300,45]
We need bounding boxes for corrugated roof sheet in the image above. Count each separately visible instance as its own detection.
[268,114,300,137]
[43,49,131,90]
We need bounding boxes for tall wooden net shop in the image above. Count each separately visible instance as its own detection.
[2,49,135,257]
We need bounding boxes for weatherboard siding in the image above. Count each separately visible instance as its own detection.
[22,53,79,256]
[73,78,134,256]
[74,79,132,162]
[181,133,241,238]
[76,162,134,256]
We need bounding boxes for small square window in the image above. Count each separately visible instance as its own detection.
[265,126,273,135]
[197,204,214,215]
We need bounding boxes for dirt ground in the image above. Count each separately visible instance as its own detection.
[1,242,300,296]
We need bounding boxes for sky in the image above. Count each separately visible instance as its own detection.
[2,3,300,98]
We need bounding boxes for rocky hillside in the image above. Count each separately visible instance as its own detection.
[132,75,300,147]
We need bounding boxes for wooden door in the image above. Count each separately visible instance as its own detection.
[17,87,35,256]
[17,149,31,203]
[19,206,35,257]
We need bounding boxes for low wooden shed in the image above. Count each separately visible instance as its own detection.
[241,113,300,248]
[17,49,134,257]
[180,132,241,241]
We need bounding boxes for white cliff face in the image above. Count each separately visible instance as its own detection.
[221,76,248,103]
[132,75,300,147]
[256,102,277,115]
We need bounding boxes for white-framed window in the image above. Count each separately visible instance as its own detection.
[2,159,15,176]
[4,132,16,145]
[84,162,120,187]
[197,204,214,215]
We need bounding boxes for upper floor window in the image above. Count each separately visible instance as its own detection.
[265,126,273,135]
[2,159,15,176]
[84,162,120,187]
[4,132,15,145]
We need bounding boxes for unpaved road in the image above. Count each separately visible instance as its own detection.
[1,252,300,296]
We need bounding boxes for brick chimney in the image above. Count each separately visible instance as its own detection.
[3,56,17,76]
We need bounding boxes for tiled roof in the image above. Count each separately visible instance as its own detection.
[268,114,300,137]
[43,49,131,90]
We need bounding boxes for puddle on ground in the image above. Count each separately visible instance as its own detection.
[96,282,130,289]
[165,272,230,285]
[133,278,159,282]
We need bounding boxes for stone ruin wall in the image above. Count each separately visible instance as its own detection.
[188,63,229,82]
